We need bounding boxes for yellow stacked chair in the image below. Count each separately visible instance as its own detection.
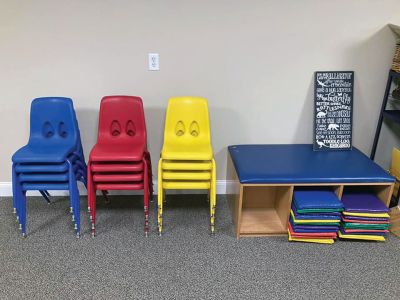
[158,96,216,235]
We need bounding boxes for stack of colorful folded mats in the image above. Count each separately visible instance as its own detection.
[288,190,343,244]
[339,193,390,242]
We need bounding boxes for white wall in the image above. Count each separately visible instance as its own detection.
[1,0,399,182]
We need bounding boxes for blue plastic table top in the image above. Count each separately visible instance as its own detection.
[228,144,395,184]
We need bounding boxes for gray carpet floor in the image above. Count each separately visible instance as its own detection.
[1,195,400,300]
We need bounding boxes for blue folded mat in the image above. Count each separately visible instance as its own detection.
[293,190,344,210]
[289,218,339,233]
[291,204,341,220]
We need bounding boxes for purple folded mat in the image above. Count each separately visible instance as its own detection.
[341,193,389,213]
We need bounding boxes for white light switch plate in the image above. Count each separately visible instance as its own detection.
[148,53,160,71]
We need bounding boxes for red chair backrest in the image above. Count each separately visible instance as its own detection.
[97,96,147,146]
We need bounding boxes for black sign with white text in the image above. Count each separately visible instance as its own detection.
[314,71,354,151]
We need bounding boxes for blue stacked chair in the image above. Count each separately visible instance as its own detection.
[12,97,87,237]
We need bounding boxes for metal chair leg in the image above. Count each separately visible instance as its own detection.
[102,190,110,204]
[39,191,51,204]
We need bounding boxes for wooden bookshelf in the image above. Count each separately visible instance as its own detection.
[227,154,394,239]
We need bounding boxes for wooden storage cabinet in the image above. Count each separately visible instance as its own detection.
[227,155,394,239]
[239,185,293,236]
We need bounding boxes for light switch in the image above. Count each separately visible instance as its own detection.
[148,53,160,71]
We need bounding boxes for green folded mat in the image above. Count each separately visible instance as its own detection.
[342,223,390,230]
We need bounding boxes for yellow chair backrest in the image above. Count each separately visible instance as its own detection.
[390,147,400,197]
[163,96,211,146]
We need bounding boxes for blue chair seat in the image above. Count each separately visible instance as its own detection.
[12,144,75,164]
[15,163,69,173]
[19,173,69,183]
[22,182,70,191]
[15,160,84,174]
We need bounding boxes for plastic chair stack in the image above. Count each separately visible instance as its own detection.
[12,97,87,237]
[158,97,216,235]
[87,96,153,237]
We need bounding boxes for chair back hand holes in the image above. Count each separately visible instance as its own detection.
[126,120,136,137]
[42,122,55,138]
[190,121,200,137]
[175,121,185,136]
[58,122,68,138]
[110,120,121,137]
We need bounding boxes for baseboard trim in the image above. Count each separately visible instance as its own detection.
[0,180,234,197]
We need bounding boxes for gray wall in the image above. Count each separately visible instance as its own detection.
[1,0,400,181]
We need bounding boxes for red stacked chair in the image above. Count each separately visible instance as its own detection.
[88,96,153,237]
